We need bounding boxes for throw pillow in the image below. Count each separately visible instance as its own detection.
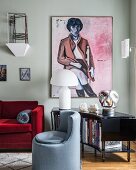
[17,110,31,124]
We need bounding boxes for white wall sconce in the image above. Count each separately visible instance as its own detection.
[6,13,30,57]
[121,38,130,58]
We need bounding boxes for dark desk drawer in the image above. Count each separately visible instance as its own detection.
[101,118,136,141]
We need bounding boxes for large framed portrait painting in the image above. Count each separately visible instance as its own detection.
[51,16,113,98]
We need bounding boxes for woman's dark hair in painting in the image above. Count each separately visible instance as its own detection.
[66,18,83,31]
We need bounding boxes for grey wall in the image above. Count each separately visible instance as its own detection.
[0,0,130,130]
[130,0,136,115]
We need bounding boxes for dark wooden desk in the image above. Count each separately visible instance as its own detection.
[51,107,136,161]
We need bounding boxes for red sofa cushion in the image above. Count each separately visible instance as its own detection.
[1,101,38,119]
[0,119,32,133]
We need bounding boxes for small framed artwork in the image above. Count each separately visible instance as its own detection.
[19,68,31,81]
[0,65,7,81]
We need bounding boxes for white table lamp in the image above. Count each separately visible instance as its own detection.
[50,69,78,110]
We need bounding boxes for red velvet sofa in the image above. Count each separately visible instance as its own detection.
[0,101,44,149]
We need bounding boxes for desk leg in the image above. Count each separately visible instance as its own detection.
[81,143,84,157]
[81,117,84,157]
[127,141,130,162]
[102,141,105,162]
[51,111,54,130]
[54,114,57,130]
[94,149,97,157]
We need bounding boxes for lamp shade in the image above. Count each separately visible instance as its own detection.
[50,69,78,87]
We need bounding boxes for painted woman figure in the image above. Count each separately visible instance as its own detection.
[57,17,97,97]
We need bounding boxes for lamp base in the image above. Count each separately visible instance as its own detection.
[102,108,115,116]
[59,86,71,110]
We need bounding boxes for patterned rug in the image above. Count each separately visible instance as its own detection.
[0,152,32,170]
[0,146,134,170]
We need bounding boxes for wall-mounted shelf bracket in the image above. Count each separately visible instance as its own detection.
[6,43,30,57]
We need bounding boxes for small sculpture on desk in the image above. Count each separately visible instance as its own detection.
[98,90,119,116]
[88,104,99,113]
[79,103,89,113]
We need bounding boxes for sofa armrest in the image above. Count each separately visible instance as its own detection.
[31,105,44,138]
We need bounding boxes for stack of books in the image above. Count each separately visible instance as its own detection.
[82,118,122,151]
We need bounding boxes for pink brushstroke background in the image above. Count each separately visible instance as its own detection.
[52,17,112,97]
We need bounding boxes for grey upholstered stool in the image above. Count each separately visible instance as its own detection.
[32,110,81,170]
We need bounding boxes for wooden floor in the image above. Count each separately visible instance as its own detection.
[82,142,136,170]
